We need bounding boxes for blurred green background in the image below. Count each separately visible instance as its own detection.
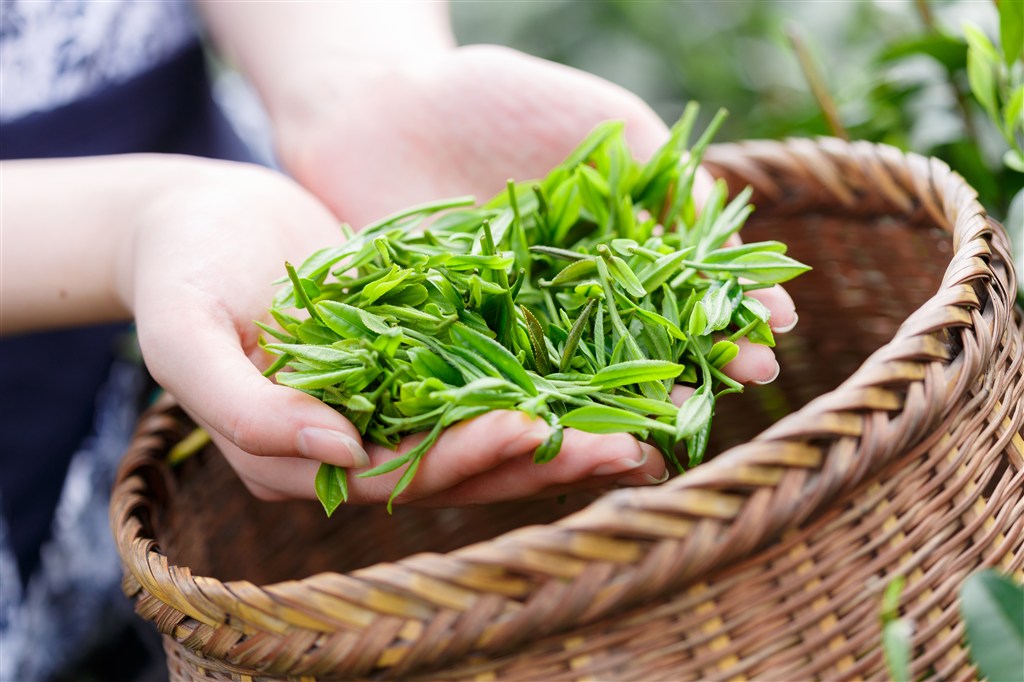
[452,0,1021,248]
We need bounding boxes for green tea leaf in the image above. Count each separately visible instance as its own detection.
[533,422,564,463]
[960,570,1024,682]
[637,247,695,293]
[286,261,324,325]
[687,302,708,339]
[627,303,687,342]
[559,120,625,169]
[549,177,583,242]
[318,300,392,339]
[590,360,684,389]
[549,258,598,286]
[675,388,713,441]
[596,393,680,418]
[560,298,597,373]
[255,320,298,344]
[575,164,611,226]
[560,404,673,435]
[606,254,647,298]
[449,323,538,396]
[267,104,810,515]
[384,419,446,512]
[521,305,553,375]
[702,240,788,263]
[315,464,348,517]
[880,576,913,682]
[1005,86,1024,141]
[702,186,755,252]
[277,367,368,391]
[707,340,740,368]
[443,254,516,271]
[700,280,736,333]
[882,619,914,682]
[877,34,967,73]
[964,24,1000,120]
[1000,0,1023,65]
[740,296,772,323]
[529,244,591,261]
[265,343,355,368]
[685,415,712,467]
[692,251,811,283]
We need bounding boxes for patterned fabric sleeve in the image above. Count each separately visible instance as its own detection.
[0,0,198,122]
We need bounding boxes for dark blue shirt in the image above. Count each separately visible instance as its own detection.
[0,38,254,587]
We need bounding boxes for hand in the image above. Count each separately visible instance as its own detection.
[273,45,795,389]
[124,158,665,504]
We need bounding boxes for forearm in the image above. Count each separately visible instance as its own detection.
[196,0,455,125]
[0,155,209,334]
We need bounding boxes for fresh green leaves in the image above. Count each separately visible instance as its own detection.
[314,464,348,517]
[878,570,1024,682]
[960,570,1024,682]
[263,105,809,514]
[880,576,914,682]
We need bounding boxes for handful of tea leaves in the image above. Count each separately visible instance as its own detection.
[263,105,809,515]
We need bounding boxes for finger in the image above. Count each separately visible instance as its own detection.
[212,430,321,501]
[671,384,696,407]
[720,337,779,385]
[692,166,715,213]
[419,430,666,506]
[138,304,368,468]
[747,284,798,332]
[345,410,552,504]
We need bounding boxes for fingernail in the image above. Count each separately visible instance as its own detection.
[523,420,552,443]
[753,361,781,385]
[506,419,551,454]
[592,445,648,476]
[616,469,670,486]
[296,428,370,468]
[773,312,799,334]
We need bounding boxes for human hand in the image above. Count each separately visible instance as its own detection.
[272,45,796,390]
[119,158,665,504]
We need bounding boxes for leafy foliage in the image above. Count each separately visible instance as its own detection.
[961,569,1024,682]
[265,107,809,514]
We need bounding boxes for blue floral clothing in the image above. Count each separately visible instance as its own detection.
[0,2,255,679]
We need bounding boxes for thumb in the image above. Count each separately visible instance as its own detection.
[137,307,368,469]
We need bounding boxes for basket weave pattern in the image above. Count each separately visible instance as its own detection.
[112,138,1024,681]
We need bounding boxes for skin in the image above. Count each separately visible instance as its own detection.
[1,2,797,507]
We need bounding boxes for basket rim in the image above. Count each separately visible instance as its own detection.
[111,135,1018,678]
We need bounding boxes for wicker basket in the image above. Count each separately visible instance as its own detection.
[111,138,1024,681]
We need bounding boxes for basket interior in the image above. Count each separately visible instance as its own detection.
[158,210,954,585]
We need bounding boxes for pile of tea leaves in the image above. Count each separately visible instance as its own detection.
[261,104,810,515]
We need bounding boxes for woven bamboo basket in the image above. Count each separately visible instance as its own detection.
[111,137,1024,682]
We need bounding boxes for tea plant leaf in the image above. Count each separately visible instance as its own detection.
[880,576,913,682]
[533,422,564,463]
[675,388,713,441]
[560,405,674,435]
[450,323,539,396]
[590,360,685,389]
[315,464,348,517]
[560,298,597,373]
[960,569,1024,682]
[690,251,812,283]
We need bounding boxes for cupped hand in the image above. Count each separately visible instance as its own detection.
[275,44,795,389]
[127,159,666,505]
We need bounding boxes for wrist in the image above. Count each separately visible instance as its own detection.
[116,156,269,315]
[0,154,231,334]
[197,0,456,139]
